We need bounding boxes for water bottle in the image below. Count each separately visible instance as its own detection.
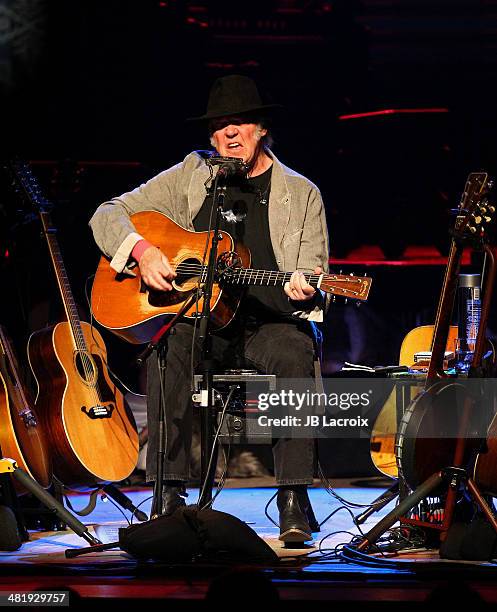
[455,273,481,373]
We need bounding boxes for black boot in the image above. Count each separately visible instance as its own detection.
[277,488,312,543]
[151,481,188,517]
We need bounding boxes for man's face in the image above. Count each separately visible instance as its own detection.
[209,116,267,166]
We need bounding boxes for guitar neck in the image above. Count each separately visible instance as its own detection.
[224,269,321,287]
[219,268,371,300]
[427,241,463,382]
[174,260,371,301]
[40,211,87,351]
[0,326,33,416]
[427,171,492,382]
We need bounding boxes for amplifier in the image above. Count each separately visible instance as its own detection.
[193,370,276,445]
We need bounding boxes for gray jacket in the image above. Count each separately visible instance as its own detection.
[89,149,330,320]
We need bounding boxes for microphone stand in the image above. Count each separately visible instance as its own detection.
[137,291,200,516]
[196,167,230,510]
[64,290,200,558]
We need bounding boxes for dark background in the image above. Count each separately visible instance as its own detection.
[1,0,496,395]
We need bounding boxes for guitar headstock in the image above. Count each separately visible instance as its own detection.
[454,172,495,241]
[320,273,372,302]
[7,159,52,214]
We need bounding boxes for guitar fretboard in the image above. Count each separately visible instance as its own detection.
[175,261,320,287]
[224,269,321,287]
[42,213,87,353]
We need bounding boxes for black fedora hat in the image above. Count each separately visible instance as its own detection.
[187,74,282,122]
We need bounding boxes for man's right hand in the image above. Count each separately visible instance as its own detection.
[138,246,176,291]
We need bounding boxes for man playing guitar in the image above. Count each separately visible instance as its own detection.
[89,74,330,543]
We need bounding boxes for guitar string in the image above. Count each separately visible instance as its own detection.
[58,257,103,405]
[172,264,346,283]
[169,263,365,294]
[48,233,103,406]
[172,262,363,283]
[28,175,103,409]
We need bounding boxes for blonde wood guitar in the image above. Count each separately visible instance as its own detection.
[28,322,139,485]
[91,211,373,344]
[370,325,458,478]
[10,160,139,487]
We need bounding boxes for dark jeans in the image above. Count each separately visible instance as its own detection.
[146,319,316,486]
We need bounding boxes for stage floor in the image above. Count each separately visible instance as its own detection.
[1,479,497,606]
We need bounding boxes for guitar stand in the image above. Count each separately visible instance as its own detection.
[0,459,101,547]
[354,480,399,526]
[355,466,497,552]
[356,244,497,552]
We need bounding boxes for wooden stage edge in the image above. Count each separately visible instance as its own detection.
[1,483,497,605]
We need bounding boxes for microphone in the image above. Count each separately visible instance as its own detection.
[207,156,248,178]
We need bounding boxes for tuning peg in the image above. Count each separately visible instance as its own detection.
[484,216,492,223]
[469,226,477,234]
[489,205,496,214]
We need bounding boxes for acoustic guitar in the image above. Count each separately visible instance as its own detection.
[10,161,139,486]
[394,171,494,491]
[0,325,51,493]
[91,211,372,344]
[371,174,494,480]
[370,325,458,478]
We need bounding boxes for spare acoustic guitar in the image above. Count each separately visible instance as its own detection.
[10,161,139,487]
[0,325,51,493]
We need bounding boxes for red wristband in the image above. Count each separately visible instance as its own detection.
[131,239,154,262]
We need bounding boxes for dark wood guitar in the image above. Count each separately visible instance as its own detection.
[0,325,51,493]
[395,171,495,492]
[10,161,139,486]
[91,211,372,344]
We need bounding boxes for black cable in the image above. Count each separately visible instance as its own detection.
[317,461,391,510]
[130,495,153,525]
[209,441,231,506]
[100,493,131,526]
[264,491,278,528]
[197,385,236,509]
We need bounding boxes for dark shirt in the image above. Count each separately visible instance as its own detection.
[193,165,295,321]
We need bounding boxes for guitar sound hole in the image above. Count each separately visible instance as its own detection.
[175,258,204,289]
[146,258,203,307]
[74,351,97,385]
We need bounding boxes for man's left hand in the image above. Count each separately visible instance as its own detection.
[284,267,323,301]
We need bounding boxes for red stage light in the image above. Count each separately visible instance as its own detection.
[339,108,449,121]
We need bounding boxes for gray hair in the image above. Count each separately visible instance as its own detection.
[209,123,274,149]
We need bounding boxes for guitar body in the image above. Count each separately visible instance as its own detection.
[399,325,458,370]
[370,325,458,478]
[92,211,250,344]
[28,322,139,485]
[91,211,372,345]
[0,372,51,494]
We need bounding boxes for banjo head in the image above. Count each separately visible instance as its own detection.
[395,381,486,490]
